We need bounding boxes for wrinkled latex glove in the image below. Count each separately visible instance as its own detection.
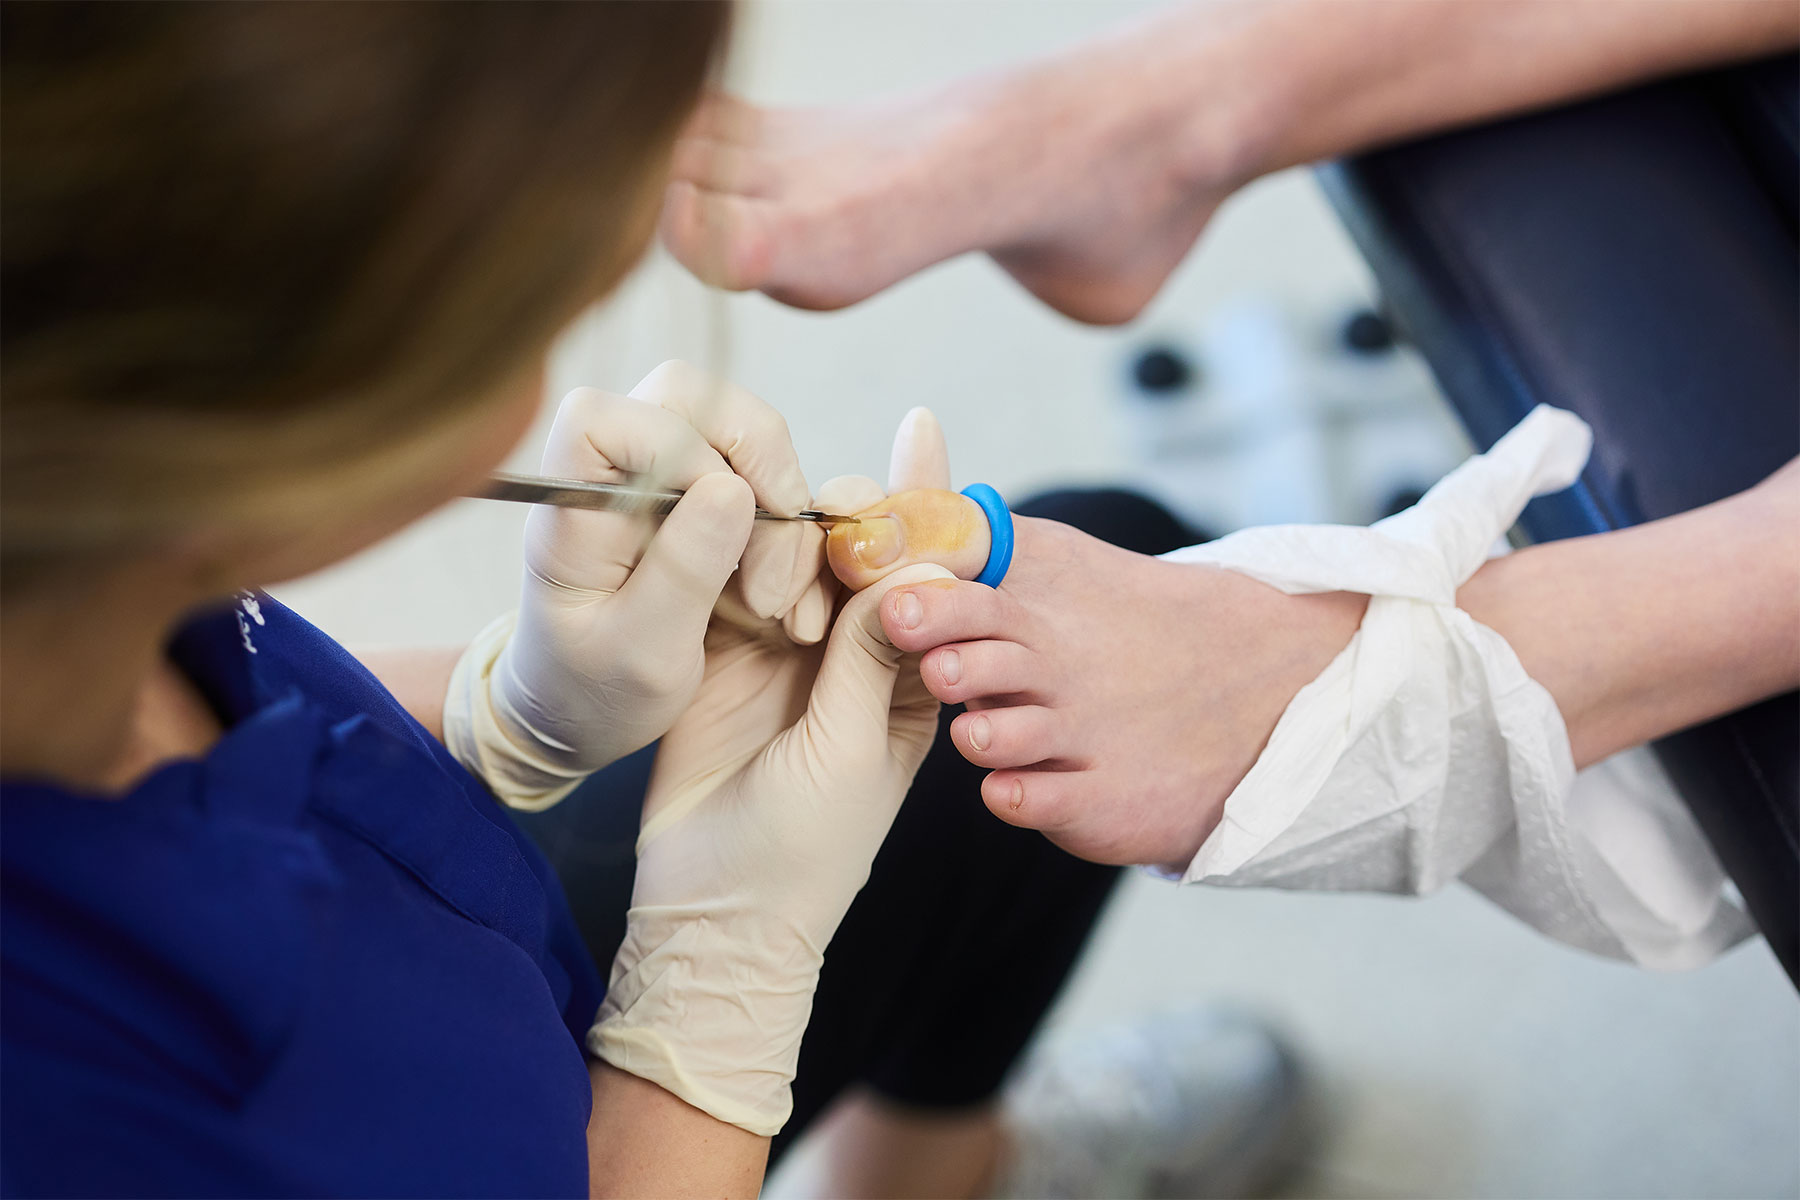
[443,362,833,810]
[588,415,952,1136]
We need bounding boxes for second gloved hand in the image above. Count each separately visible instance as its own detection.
[589,473,952,1136]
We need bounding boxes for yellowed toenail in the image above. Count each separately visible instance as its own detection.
[826,489,992,587]
[894,591,922,630]
[939,648,961,686]
[968,715,991,751]
[1010,778,1024,811]
[846,516,903,570]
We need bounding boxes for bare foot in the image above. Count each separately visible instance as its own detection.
[871,517,1366,870]
[662,11,1254,325]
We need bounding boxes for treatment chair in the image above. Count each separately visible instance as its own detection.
[1319,53,1800,985]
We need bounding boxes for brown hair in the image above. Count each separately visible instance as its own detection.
[2,1,731,582]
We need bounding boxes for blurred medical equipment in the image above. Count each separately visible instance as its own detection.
[1113,299,1470,535]
[1323,50,1799,983]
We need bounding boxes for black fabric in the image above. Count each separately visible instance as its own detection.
[511,488,1204,1156]
[1711,55,1799,238]
[1319,52,1800,984]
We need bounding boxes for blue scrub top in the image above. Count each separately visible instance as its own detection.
[1,593,606,1197]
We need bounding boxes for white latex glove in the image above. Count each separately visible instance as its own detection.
[589,417,952,1136]
[443,362,833,810]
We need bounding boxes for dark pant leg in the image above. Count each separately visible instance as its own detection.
[510,487,1204,1160]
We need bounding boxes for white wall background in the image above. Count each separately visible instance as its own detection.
[277,4,1800,1197]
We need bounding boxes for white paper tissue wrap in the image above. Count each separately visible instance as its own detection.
[1162,405,1751,968]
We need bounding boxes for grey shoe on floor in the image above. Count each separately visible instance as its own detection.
[992,1006,1308,1200]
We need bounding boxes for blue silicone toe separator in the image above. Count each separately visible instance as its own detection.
[960,483,1013,588]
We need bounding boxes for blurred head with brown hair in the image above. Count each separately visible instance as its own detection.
[2,1,731,589]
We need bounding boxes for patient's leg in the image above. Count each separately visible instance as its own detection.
[659,6,1245,326]
[848,448,1800,878]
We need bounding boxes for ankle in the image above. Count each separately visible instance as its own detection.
[1066,2,1281,200]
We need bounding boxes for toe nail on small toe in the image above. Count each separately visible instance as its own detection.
[968,715,990,751]
[894,591,922,630]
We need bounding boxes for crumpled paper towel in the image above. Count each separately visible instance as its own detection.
[1162,404,1751,968]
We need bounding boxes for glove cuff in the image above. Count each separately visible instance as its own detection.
[443,611,589,811]
[588,904,824,1137]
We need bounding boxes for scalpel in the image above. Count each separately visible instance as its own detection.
[471,471,860,525]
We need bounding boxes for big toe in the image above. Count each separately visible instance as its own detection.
[660,181,776,292]
[827,488,991,591]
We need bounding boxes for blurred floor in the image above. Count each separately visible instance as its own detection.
[1045,875,1798,1200]
[277,4,1800,1197]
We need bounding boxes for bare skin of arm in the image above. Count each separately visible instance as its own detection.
[353,646,463,742]
[587,1063,769,1200]
[665,0,1799,324]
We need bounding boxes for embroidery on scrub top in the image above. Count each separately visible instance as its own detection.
[236,590,266,655]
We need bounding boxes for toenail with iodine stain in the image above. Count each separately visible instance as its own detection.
[968,715,991,751]
[827,488,991,590]
[894,591,922,630]
[938,648,962,686]
[841,516,903,570]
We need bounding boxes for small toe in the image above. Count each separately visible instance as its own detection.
[979,768,1081,831]
[882,578,1014,653]
[950,704,1062,770]
[922,639,1038,705]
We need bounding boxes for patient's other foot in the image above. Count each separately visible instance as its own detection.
[872,517,1365,870]
[661,12,1251,325]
